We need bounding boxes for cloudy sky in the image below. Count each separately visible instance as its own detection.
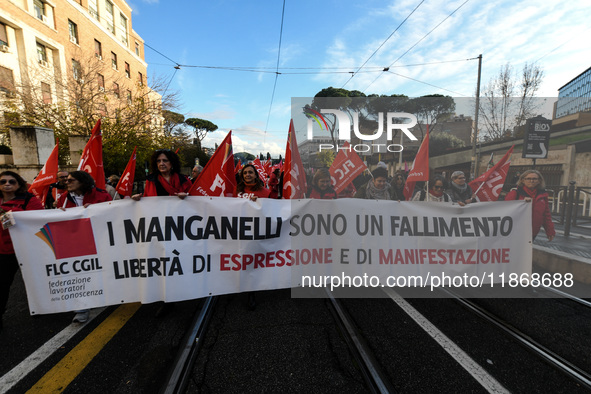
[127,0,591,156]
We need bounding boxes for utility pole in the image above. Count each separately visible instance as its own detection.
[470,54,482,180]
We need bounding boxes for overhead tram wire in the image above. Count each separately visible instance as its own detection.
[264,0,286,139]
[341,0,426,89]
[363,0,472,93]
[385,70,469,97]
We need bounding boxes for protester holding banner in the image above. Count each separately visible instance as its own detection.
[412,175,452,202]
[354,167,391,200]
[132,149,191,200]
[504,170,555,241]
[0,171,43,331]
[307,168,337,199]
[446,171,475,206]
[57,171,112,209]
[391,172,406,201]
[56,171,112,323]
[44,171,69,209]
[235,164,270,200]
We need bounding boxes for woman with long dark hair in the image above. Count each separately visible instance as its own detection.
[132,149,191,200]
[505,169,555,241]
[235,164,270,200]
[0,171,43,331]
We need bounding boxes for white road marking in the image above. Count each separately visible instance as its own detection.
[382,288,510,394]
[0,308,105,394]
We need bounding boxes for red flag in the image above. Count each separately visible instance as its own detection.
[188,131,236,197]
[115,147,137,197]
[28,143,59,206]
[78,119,105,189]
[329,141,367,193]
[403,126,430,200]
[252,158,267,183]
[469,145,514,202]
[235,161,243,174]
[263,159,272,178]
[282,120,307,199]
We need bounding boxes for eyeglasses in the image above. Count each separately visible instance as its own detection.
[65,178,78,183]
[0,179,17,185]
[524,178,539,181]
[433,186,444,190]
[457,177,466,180]
[58,175,68,179]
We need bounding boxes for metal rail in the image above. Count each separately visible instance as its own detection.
[443,289,591,390]
[160,296,218,394]
[325,290,396,394]
[543,286,591,309]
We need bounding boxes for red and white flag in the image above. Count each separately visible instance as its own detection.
[469,145,514,202]
[282,120,307,199]
[115,146,137,197]
[28,143,59,206]
[78,119,105,189]
[403,126,430,200]
[188,131,236,197]
[252,158,268,183]
[329,141,367,193]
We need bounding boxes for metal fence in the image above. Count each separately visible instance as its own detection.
[547,183,591,235]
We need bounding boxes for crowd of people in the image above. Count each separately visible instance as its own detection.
[0,149,556,330]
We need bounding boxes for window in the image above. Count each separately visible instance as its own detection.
[138,72,143,86]
[124,62,130,78]
[113,82,120,98]
[36,42,47,63]
[135,42,140,56]
[98,74,105,91]
[126,89,132,104]
[34,0,45,20]
[111,51,117,70]
[41,82,52,104]
[0,23,8,47]
[105,0,115,33]
[72,59,81,81]
[0,66,15,94]
[68,20,78,44]
[119,13,128,46]
[94,39,102,59]
[88,0,99,20]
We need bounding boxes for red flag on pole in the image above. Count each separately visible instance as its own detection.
[403,126,430,200]
[188,131,236,197]
[329,141,367,193]
[78,119,105,189]
[115,146,137,197]
[28,143,59,206]
[252,158,267,183]
[235,161,243,174]
[469,145,514,202]
[282,120,307,199]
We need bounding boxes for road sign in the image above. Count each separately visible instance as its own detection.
[522,116,551,159]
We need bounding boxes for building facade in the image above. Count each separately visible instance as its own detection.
[555,66,591,119]
[0,0,162,147]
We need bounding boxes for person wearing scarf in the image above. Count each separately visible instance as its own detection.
[505,169,555,241]
[132,149,191,200]
[412,175,452,202]
[446,171,475,206]
[234,164,270,200]
[307,168,337,199]
[354,167,391,200]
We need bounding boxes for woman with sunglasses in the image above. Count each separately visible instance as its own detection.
[505,170,555,241]
[446,171,475,206]
[56,171,111,323]
[412,175,451,202]
[0,171,43,332]
[235,164,270,201]
[132,149,191,200]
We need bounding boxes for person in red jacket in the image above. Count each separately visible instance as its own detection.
[56,171,112,323]
[505,170,555,241]
[234,164,270,200]
[307,168,337,199]
[56,171,112,208]
[133,149,191,200]
[0,171,43,332]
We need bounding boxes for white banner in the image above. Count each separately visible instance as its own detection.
[10,198,532,314]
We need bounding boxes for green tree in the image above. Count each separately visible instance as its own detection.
[405,94,455,139]
[185,118,218,150]
[429,133,465,156]
[315,149,335,168]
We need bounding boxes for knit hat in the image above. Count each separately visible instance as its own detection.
[377,161,387,169]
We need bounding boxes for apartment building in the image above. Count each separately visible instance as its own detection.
[0,0,161,137]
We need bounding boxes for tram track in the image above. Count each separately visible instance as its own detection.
[443,288,591,390]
